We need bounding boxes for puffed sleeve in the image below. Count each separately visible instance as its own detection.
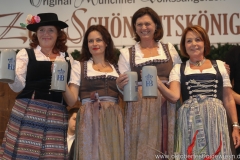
[69,59,81,86]
[118,47,131,74]
[216,60,232,87]
[167,42,182,66]
[8,49,29,93]
[168,63,181,84]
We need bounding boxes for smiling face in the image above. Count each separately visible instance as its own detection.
[185,31,205,58]
[36,26,58,49]
[87,30,107,57]
[135,14,156,41]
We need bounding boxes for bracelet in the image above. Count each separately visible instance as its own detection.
[232,122,240,128]
[232,124,239,128]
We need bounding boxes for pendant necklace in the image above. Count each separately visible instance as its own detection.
[43,52,51,57]
[92,60,107,71]
[140,42,157,55]
[189,57,206,66]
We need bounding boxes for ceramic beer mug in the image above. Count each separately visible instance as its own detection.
[0,49,16,83]
[51,60,68,92]
[142,66,157,98]
[123,71,138,101]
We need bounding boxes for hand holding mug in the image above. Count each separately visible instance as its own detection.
[116,73,129,91]
[142,66,157,98]
[51,60,68,92]
[0,49,16,83]
[116,72,138,101]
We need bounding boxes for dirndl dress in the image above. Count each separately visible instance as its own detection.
[73,60,124,160]
[175,61,233,159]
[0,48,69,159]
[124,43,177,160]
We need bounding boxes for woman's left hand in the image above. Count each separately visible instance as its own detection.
[232,127,240,148]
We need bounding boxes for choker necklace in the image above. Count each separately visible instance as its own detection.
[189,58,206,66]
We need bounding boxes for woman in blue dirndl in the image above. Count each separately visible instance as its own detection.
[157,25,240,159]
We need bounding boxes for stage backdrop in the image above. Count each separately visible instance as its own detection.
[1,0,240,52]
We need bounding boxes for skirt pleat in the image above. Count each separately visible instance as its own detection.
[176,96,232,160]
[124,86,176,160]
[0,98,68,160]
[74,101,124,160]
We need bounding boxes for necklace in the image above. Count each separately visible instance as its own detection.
[41,50,50,57]
[43,52,51,57]
[140,43,158,55]
[189,58,206,66]
[92,60,107,71]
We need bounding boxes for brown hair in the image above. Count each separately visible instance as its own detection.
[68,108,79,120]
[180,25,210,58]
[29,26,68,54]
[79,25,117,65]
[131,7,164,42]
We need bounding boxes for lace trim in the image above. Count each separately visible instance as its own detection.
[83,60,120,80]
[131,42,170,67]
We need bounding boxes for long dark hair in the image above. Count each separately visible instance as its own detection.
[79,25,117,65]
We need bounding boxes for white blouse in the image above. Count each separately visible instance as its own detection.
[69,58,119,87]
[67,134,75,153]
[169,60,231,87]
[9,45,78,92]
[118,42,182,74]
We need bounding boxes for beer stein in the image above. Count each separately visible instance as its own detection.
[142,66,157,98]
[51,60,68,92]
[0,49,16,83]
[123,71,138,101]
